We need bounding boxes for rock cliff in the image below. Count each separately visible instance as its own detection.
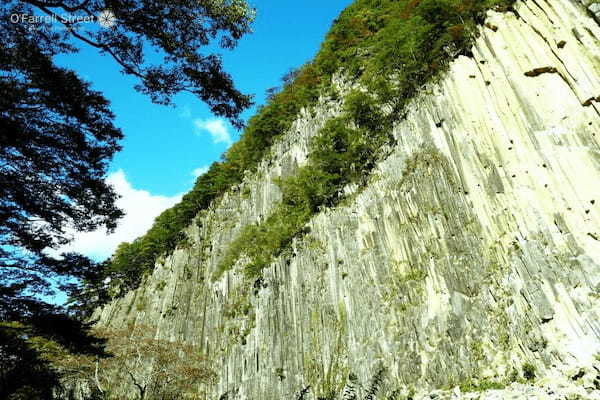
[91,0,600,398]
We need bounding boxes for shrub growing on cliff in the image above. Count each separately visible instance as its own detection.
[216,91,392,279]
[522,362,536,381]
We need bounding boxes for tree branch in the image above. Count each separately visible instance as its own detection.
[24,2,145,79]
[22,0,92,14]
[127,371,146,400]
[94,360,105,394]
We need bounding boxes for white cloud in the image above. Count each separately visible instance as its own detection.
[55,170,182,261]
[192,166,210,178]
[194,118,232,146]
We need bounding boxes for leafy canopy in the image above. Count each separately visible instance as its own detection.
[0,314,108,400]
[7,0,255,127]
[1,0,255,317]
[1,319,213,399]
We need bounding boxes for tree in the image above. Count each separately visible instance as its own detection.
[57,325,215,400]
[0,314,108,400]
[0,0,255,317]
[1,321,213,399]
[5,0,255,127]
[0,323,61,400]
[0,11,124,318]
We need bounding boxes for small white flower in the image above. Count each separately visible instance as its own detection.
[98,9,116,28]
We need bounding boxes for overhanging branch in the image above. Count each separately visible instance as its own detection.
[22,0,93,14]
[21,1,146,80]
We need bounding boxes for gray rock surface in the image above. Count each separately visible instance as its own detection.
[590,2,600,18]
[90,0,600,398]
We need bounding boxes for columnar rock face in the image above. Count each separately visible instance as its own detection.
[92,0,600,398]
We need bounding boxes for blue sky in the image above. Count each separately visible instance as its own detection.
[53,1,353,261]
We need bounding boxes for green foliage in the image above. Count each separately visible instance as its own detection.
[104,65,323,294]
[0,315,107,400]
[458,378,505,392]
[213,0,516,278]
[0,9,124,316]
[216,91,391,279]
[215,202,310,279]
[104,0,516,294]
[135,299,147,312]
[402,269,428,282]
[522,362,536,381]
[0,323,61,400]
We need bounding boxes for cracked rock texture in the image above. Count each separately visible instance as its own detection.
[91,0,600,398]
[581,0,600,21]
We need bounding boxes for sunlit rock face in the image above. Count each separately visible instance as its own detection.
[91,0,600,398]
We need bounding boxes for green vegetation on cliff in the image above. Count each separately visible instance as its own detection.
[215,90,392,279]
[100,0,515,297]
